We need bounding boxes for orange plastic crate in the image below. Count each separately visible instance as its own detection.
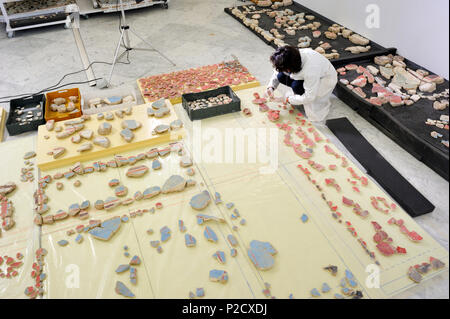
[44,88,82,122]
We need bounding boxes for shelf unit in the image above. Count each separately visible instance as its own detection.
[76,0,169,16]
[0,0,78,37]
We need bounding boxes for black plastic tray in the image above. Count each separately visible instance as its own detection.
[182,86,241,121]
[333,53,449,181]
[224,2,390,66]
[6,94,46,136]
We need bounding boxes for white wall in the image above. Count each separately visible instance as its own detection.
[295,0,449,79]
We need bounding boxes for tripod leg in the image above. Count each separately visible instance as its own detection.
[106,29,126,86]
[128,29,176,66]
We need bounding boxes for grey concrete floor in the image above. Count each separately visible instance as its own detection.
[0,0,448,298]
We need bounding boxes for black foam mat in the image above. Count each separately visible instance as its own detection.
[224,2,389,66]
[334,55,449,181]
[326,117,435,217]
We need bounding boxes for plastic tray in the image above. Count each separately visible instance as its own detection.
[182,86,241,121]
[44,88,82,122]
[81,85,138,115]
[6,94,46,136]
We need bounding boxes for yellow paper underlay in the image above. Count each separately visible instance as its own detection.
[0,108,6,142]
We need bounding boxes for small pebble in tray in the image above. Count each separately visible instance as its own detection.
[188,94,233,110]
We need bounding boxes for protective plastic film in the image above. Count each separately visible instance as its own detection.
[0,136,39,298]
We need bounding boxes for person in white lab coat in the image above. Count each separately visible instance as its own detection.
[267,46,338,122]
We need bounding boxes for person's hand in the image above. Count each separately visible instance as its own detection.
[284,91,294,104]
[265,87,275,99]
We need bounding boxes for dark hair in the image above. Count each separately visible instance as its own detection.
[270,46,302,73]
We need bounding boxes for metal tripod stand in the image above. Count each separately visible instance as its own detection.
[104,0,176,87]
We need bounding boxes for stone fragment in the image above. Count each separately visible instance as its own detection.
[75,234,83,244]
[180,156,193,167]
[204,226,218,243]
[105,112,114,120]
[150,240,160,248]
[89,217,121,240]
[130,267,137,284]
[134,191,143,201]
[190,191,211,210]
[115,281,135,298]
[58,240,69,247]
[152,159,162,170]
[116,264,130,273]
[126,165,149,177]
[407,266,422,283]
[98,122,112,135]
[69,203,80,216]
[170,119,183,130]
[49,146,65,160]
[93,136,110,148]
[247,240,277,271]
[143,186,161,199]
[129,255,141,266]
[77,143,92,152]
[162,175,186,194]
[121,120,141,131]
[196,214,225,225]
[301,214,309,223]
[209,270,228,284]
[45,120,55,131]
[311,288,321,297]
[120,128,134,142]
[152,98,166,110]
[185,234,197,247]
[430,257,446,270]
[0,182,16,196]
[109,179,120,187]
[196,288,205,298]
[24,151,36,159]
[153,124,170,134]
[227,234,238,247]
[212,251,226,264]
[160,226,171,242]
[103,197,121,211]
[80,200,90,210]
[115,185,128,197]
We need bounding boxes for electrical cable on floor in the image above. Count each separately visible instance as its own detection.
[0,59,130,103]
[0,1,133,104]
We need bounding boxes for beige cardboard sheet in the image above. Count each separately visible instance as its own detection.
[36,101,185,171]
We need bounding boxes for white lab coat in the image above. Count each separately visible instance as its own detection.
[268,48,338,122]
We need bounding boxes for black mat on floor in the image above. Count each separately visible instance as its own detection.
[334,55,449,181]
[224,2,389,66]
[326,117,435,217]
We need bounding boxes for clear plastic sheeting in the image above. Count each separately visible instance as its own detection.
[0,136,39,298]
[1,87,448,299]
